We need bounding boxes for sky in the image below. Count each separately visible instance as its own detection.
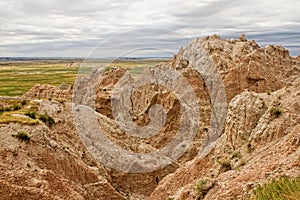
[0,0,300,57]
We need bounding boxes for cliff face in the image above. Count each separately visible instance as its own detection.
[3,35,299,199]
[150,78,300,199]
[149,35,300,200]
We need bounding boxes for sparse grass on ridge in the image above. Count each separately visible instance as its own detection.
[0,99,55,126]
[0,100,38,125]
[12,131,31,142]
[253,176,300,200]
[0,112,39,125]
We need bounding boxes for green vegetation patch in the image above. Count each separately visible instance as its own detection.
[253,176,300,200]
[0,100,38,125]
[38,113,55,127]
[0,59,169,96]
[269,106,283,117]
[0,63,78,96]
[0,112,39,125]
[24,111,37,119]
[217,159,232,171]
[195,179,208,197]
[0,99,55,126]
[12,131,31,142]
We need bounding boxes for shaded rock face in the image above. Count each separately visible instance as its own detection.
[95,68,127,118]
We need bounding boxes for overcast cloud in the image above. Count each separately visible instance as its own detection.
[0,0,300,57]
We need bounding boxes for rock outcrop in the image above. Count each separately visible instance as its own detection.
[150,78,300,200]
[22,84,72,101]
[173,34,299,102]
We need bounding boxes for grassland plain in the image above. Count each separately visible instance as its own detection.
[0,59,169,96]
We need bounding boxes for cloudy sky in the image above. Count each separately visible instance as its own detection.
[1,0,300,57]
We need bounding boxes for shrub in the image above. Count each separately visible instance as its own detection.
[217,160,232,171]
[25,111,37,119]
[0,107,10,115]
[12,102,22,111]
[13,131,30,142]
[20,100,28,106]
[269,107,282,117]
[195,179,208,199]
[240,159,246,167]
[253,176,300,200]
[39,113,55,127]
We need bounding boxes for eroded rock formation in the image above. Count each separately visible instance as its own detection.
[2,34,299,199]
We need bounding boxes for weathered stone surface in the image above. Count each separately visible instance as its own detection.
[150,78,300,200]
[22,84,72,101]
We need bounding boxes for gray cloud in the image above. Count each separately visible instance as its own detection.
[0,0,299,57]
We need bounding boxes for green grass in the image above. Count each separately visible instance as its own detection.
[253,176,300,200]
[0,112,39,125]
[0,100,39,125]
[0,99,56,126]
[195,179,215,199]
[195,179,207,196]
[24,111,37,119]
[38,113,55,127]
[0,63,78,96]
[0,59,169,96]
[12,131,31,142]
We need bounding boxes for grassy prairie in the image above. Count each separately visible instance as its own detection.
[0,62,78,96]
[0,59,169,96]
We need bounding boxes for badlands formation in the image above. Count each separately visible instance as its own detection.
[1,34,299,199]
